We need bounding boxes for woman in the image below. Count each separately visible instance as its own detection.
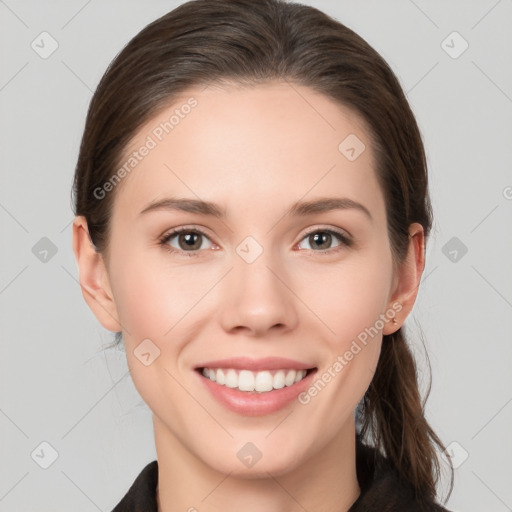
[71,0,454,510]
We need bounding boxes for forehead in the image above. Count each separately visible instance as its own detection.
[111,81,384,222]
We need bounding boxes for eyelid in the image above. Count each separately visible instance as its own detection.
[300,224,352,241]
[159,224,214,241]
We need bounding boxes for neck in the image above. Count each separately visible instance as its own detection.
[153,416,360,512]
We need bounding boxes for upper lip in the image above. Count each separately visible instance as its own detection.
[195,357,315,372]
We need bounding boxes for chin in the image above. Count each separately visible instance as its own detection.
[200,441,306,479]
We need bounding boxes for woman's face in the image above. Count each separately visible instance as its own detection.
[82,81,407,476]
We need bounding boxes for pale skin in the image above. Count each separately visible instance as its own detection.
[73,81,425,512]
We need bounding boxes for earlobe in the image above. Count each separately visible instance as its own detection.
[382,223,425,335]
[72,216,122,332]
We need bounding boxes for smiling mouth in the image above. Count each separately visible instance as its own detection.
[196,367,317,393]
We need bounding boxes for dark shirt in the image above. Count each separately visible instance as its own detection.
[112,437,452,511]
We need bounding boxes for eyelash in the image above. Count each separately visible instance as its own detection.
[158,225,353,257]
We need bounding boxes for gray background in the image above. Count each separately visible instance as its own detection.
[1,0,511,511]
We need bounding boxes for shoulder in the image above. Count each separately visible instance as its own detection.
[350,438,452,512]
[111,460,158,512]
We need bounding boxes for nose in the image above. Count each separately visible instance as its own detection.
[218,250,299,337]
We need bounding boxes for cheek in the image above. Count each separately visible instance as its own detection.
[108,245,209,343]
[295,251,393,348]
[338,268,391,343]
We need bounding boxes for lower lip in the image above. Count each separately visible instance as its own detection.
[196,369,317,416]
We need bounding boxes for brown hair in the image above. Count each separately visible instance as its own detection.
[72,0,453,505]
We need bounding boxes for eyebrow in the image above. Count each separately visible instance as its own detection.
[139,196,372,221]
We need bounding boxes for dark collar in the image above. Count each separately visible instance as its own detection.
[348,437,450,511]
[112,437,451,511]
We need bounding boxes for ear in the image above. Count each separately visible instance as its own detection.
[382,222,425,335]
[72,216,122,332]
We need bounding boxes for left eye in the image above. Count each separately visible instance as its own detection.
[297,229,350,252]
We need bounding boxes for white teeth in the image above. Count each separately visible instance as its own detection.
[216,368,225,385]
[200,367,308,392]
[285,370,296,386]
[238,370,255,391]
[225,369,238,388]
[273,370,285,389]
[255,371,273,392]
